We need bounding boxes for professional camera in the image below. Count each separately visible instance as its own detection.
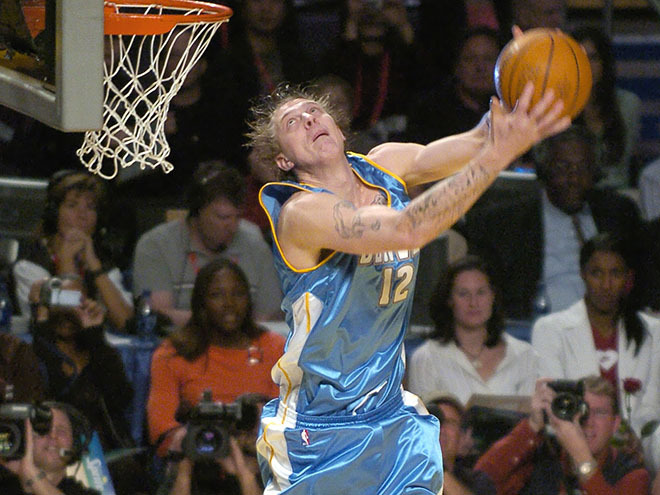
[178,390,243,461]
[39,276,82,308]
[548,379,589,421]
[0,401,53,460]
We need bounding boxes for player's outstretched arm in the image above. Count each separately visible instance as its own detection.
[371,75,570,188]
[366,118,488,188]
[279,84,570,268]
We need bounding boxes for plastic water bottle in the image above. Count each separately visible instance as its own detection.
[136,290,157,341]
[0,280,12,333]
[533,282,551,318]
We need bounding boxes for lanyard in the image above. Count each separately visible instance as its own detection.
[352,51,391,127]
[253,52,276,94]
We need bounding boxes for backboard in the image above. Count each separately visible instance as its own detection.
[0,0,103,132]
[0,176,48,240]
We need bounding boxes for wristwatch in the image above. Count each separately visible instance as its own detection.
[577,460,597,479]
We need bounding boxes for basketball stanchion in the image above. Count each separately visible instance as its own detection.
[77,0,232,180]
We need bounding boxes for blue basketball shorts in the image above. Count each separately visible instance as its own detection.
[257,390,444,495]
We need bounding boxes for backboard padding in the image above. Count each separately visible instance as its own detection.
[0,0,103,132]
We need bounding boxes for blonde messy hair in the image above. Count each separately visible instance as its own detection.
[245,83,351,181]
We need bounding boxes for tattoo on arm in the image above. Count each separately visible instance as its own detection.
[333,200,381,239]
[372,192,387,205]
[405,164,491,230]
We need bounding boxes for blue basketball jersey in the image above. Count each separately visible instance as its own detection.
[257,153,442,494]
[260,152,419,417]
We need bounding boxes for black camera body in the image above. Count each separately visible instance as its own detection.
[180,391,242,461]
[548,379,589,421]
[0,403,53,460]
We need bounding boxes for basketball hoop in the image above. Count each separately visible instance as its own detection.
[77,0,232,180]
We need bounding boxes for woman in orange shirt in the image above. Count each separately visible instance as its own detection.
[147,258,285,454]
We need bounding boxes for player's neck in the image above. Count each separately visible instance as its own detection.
[298,156,354,190]
[314,170,373,207]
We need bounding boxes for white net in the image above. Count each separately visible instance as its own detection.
[77,3,229,180]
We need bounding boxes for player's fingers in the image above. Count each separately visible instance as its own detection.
[543,115,572,138]
[536,96,564,125]
[514,82,534,114]
[537,100,571,136]
[512,25,524,39]
[489,97,504,124]
[528,88,557,120]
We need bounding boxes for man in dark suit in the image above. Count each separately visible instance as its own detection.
[459,125,642,320]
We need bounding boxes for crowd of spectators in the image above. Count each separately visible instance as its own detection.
[1,0,660,494]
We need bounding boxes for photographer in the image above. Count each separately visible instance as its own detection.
[31,276,134,454]
[13,170,133,331]
[321,0,419,136]
[156,393,267,495]
[0,403,98,495]
[474,376,650,494]
[147,259,284,455]
[425,394,495,495]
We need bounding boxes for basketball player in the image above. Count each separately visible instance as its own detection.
[246,81,569,494]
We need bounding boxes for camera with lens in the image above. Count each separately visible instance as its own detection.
[39,276,82,308]
[0,399,53,460]
[548,379,589,421]
[178,390,244,461]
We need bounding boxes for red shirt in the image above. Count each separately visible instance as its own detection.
[147,330,285,453]
[474,419,650,495]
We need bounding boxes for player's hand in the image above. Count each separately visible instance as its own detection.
[489,82,570,163]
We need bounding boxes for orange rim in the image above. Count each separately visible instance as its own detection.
[104,0,232,36]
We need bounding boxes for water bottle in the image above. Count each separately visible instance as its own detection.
[533,281,551,318]
[136,290,157,342]
[0,280,12,333]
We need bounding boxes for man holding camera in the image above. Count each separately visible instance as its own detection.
[156,392,267,495]
[473,376,650,494]
[0,405,98,495]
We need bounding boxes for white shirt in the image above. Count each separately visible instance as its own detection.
[406,333,538,406]
[13,260,131,317]
[640,157,660,221]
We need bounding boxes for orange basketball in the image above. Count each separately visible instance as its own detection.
[494,28,592,119]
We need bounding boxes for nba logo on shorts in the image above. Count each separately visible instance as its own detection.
[301,429,310,446]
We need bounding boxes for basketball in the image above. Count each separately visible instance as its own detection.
[494,28,592,119]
